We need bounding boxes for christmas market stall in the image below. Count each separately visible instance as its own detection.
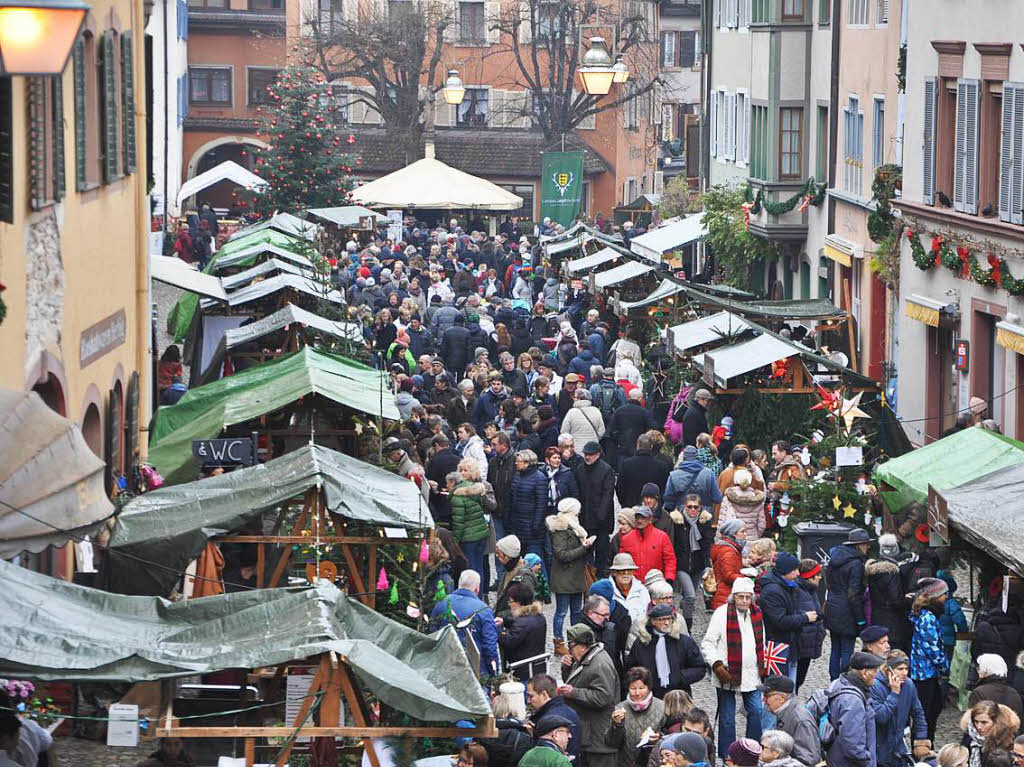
[106,443,430,601]
[148,347,399,484]
[628,212,707,273]
[224,212,317,243]
[305,205,388,235]
[614,193,661,228]
[176,160,267,212]
[150,255,229,302]
[0,560,494,767]
[0,390,114,559]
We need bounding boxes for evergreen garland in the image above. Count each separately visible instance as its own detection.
[905,227,1024,295]
[743,178,827,216]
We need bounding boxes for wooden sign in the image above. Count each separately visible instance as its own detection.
[702,354,716,388]
[927,484,949,547]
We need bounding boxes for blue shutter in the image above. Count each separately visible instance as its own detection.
[178,0,188,40]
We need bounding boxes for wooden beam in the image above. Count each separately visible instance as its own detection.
[256,543,265,589]
[244,737,255,767]
[272,658,328,767]
[843,277,859,373]
[337,660,381,767]
[266,547,292,588]
[156,725,499,738]
[340,543,369,605]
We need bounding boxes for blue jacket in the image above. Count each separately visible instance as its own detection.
[796,578,827,660]
[824,544,867,637]
[757,569,810,654]
[663,461,722,512]
[567,350,597,383]
[473,389,508,431]
[544,464,579,511]
[938,596,969,648]
[870,675,927,767]
[825,674,877,767]
[910,608,950,681]
[430,588,499,676]
[508,467,548,544]
[586,331,606,361]
[531,695,583,758]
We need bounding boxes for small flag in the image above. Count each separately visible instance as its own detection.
[763,641,790,676]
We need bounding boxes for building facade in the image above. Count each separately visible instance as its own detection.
[148,0,191,216]
[658,0,702,184]
[894,0,1024,444]
[0,0,151,576]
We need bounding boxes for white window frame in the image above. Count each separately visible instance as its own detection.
[872,95,885,168]
[848,0,869,26]
[735,90,749,167]
[843,95,864,195]
[456,85,491,127]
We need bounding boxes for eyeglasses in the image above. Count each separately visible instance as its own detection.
[684,504,701,510]
[1012,754,1024,764]
[591,611,610,619]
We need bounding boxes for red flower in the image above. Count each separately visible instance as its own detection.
[906,229,915,240]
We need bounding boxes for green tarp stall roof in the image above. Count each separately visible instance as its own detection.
[216,228,307,259]
[677,281,847,320]
[226,212,317,242]
[199,304,364,384]
[942,462,1024,575]
[0,561,491,723]
[874,427,1024,514]
[218,257,318,292]
[107,443,431,596]
[148,347,400,485]
[305,206,388,228]
[210,243,316,273]
[618,193,661,211]
[198,273,344,310]
[0,390,114,558]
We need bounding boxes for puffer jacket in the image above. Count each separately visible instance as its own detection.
[561,400,606,452]
[625,618,706,697]
[910,607,949,681]
[543,277,560,310]
[546,513,591,594]
[710,536,744,609]
[508,467,548,549]
[450,480,490,544]
[865,557,913,651]
[717,485,767,539]
[567,350,598,383]
[824,543,867,636]
[796,577,826,660]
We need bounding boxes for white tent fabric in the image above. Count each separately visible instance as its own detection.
[219,258,318,291]
[594,260,654,288]
[210,243,315,272]
[226,213,316,242]
[693,333,798,388]
[564,247,620,275]
[0,390,114,557]
[349,153,523,210]
[306,206,389,227]
[150,255,228,301]
[546,233,593,256]
[630,213,707,262]
[176,161,267,206]
[618,279,685,311]
[663,311,752,355]
[200,273,344,309]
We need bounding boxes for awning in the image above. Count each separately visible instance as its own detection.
[201,272,344,309]
[546,233,594,256]
[0,390,114,558]
[108,443,431,596]
[218,257,317,292]
[217,228,307,260]
[943,462,1024,575]
[594,260,655,288]
[200,304,364,383]
[150,255,228,301]
[618,279,686,312]
[148,347,400,484]
[349,151,523,210]
[0,561,491,722]
[997,320,1024,355]
[905,293,949,328]
[671,280,847,320]
[693,333,798,388]
[874,426,1024,513]
[176,161,267,206]
[211,242,316,273]
[663,311,752,355]
[564,247,620,275]
[630,213,707,263]
[823,234,858,268]
[305,206,389,228]
[226,212,316,243]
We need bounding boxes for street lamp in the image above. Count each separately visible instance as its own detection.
[441,68,465,106]
[0,0,88,75]
[578,36,616,96]
[612,54,629,84]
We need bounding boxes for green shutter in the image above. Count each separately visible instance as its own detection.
[52,75,65,200]
[102,30,118,184]
[0,77,13,223]
[73,39,87,190]
[27,77,46,210]
[120,33,136,174]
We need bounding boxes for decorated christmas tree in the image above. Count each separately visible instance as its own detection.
[245,65,358,216]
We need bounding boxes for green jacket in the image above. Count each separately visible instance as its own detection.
[519,743,573,767]
[386,342,415,374]
[450,480,490,544]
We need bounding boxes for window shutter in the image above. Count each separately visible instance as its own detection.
[0,76,12,224]
[729,0,738,27]
[922,76,937,205]
[121,34,136,174]
[484,0,499,43]
[963,79,979,215]
[178,0,188,39]
[52,75,65,200]
[694,32,701,64]
[101,31,118,184]
[745,95,752,163]
[72,39,87,190]
[680,32,695,69]
[660,33,673,68]
[709,90,718,157]
[27,77,47,210]
[654,170,665,193]
[1000,83,1015,223]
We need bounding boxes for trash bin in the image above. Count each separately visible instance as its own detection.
[793,521,856,565]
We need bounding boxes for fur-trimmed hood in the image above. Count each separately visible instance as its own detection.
[545,509,589,542]
[634,614,688,645]
[1017,650,1024,671]
[725,485,766,505]
[453,481,488,497]
[865,558,901,576]
[510,600,543,618]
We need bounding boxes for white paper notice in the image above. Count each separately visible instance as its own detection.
[835,446,863,466]
[107,704,139,747]
[382,527,408,539]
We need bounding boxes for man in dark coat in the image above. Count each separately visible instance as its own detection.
[473,373,508,431]
[488,432,516,587]
[681,388,712,447]
[425,433,461,526]
[405,317,434,359]
[559,624,619,767]
[625,603,707,697]
[557,374,582,424]
[757,551,816,680]
[969,654,1024,721]
[527,673,583,760]
[616,434,671,508]
[608,389,657,469]
[446,380,478,429]
[464,314,489,361]
[824,528,871,680]
[440,314,471,377]
[574,442,616,577]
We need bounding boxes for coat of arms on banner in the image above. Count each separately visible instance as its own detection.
[552,170,575,197]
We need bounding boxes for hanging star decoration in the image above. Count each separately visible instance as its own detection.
[842,503,858,519]
[810,384,842,415]
[770,358,790,379]
[832,494,842,511]
[838,391,870,433]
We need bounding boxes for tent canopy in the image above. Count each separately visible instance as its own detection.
[874,427,1024,513]
[692,333,799,388]
[218,257,318,292]
[943,463,1024,575]
[149,347,400,484]
[305,206,389,228]
[108,443,431,595]
[630,214,707,263]
[226,212,317,243]
[0,390,114,558]
[177,161,267,206]
[546,233,593,256]
[0,561,491,722]
[150,255,228,301]
[594,260,655,288]
[350,154,523,210]
[199,273,343,311]
[618,279,686,311]
[663,311,753,354]
[564,247,620,275]
[211,243,315,273]
[677,281,847,320]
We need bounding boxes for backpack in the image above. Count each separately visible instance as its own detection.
[594,381,622,421]
[804,688,837,749]
[700,567,717,597]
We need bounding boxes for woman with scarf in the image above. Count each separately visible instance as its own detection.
[626,603,707,698]
[961,701,1019,767]
[710,519,747,609]
[546,497,595,652]
[606,666,666,767]
[658,491,714,630]
[910,577,953,739]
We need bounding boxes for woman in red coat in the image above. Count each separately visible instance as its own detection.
[710,518,746,609]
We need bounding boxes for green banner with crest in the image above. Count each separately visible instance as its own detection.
[540,151,585,228]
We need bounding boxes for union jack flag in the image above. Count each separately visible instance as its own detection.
[763,641,790,676]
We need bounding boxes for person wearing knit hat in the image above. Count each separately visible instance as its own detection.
[709,518,747,610]
[726,737,762,767]
[644,568,667,589]
[759,549,818,681]
[658,731,709,766]
[546,495,595,651]
[908,576,952,740]
[496,534,521,559]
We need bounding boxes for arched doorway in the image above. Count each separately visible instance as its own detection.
[32,373,66,416]
[81,403,103,458]
[184,137,269,212]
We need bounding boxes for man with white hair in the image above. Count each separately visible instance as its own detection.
[429,569,499,675]
[580,309,601,341]
[759,730,804,767]
[970,653,1024,719]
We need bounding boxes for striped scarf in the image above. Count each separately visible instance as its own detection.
[725,602,764,682]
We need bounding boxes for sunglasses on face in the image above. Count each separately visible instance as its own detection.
[685,504,701,510]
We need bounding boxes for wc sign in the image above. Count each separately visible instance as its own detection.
[192,436,257,466]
